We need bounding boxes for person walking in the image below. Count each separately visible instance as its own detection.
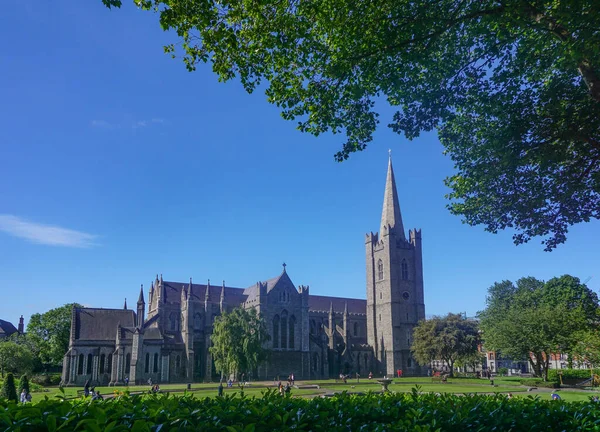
[84,380,90,397]
[20,389,27,403]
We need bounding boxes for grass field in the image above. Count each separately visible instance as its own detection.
[24,377,600,403]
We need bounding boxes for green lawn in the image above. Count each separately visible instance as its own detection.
[26,377,600,403]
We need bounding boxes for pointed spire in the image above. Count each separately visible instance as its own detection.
[329,301,334,316]
[344,301,348,316]
[220,280,226,301]
[123,298,128,310]
[138,284,145,304]
[205,279,211,301]
[380,151,405,239]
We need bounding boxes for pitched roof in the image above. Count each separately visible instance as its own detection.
[309,295,366,315]
[0,319,18,337]
[75,308,136,341]
[162,281,247,306]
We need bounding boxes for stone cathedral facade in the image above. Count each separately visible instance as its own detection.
[61,157,425,385]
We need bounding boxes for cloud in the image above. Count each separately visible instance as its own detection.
[90,119,115,129]
[0,215,99,248]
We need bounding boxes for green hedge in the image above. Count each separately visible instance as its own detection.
[30,374,62,386]
[548,369,597,382]
[520,378,561,388]
[2,390,600,431]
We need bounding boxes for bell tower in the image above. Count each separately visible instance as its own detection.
[366,153,425,376]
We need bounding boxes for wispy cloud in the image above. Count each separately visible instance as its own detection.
[132,118,167,129]
[91,119,115,129]
[0,215,98,248]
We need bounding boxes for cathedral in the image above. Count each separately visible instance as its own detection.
[61,157,425,385]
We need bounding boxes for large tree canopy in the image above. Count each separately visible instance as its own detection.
[478,275,600,380]
[103,0,600,250]
[411,313,480,377]
[26,303,81,369]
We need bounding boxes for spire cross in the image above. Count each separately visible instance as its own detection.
[282,262,287,272]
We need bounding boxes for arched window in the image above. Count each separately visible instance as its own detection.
[145,353,150,373]
[99,354,106,373]
[194,313,203,330]
[280,311,288,349]
[289,315,296,349]
[86,354,93,374]
[353,322,358,337]
[273,315,280,348]
[153,353,159,373]
[125,353,131,375]
[401,259,408,280]
[364,353,369,372]
[170,313,179,331]
[107,354,113,373]
[380,292,382,300]
[175,355,181,374]
[310,319,315,335]
[77,354,84,375]
[312,352,319,372]
[377,259,383,280]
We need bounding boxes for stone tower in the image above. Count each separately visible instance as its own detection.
[365,154,425,376]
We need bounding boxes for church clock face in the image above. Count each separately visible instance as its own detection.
[402,291,410,301]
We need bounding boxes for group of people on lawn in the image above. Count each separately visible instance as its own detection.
[83,380,103,400]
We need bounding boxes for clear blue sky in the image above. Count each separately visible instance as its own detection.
[2,1,599,327]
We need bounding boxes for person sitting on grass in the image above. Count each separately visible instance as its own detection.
[92,390,103,401]
[551,393,561,400]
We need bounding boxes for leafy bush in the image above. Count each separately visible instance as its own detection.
[520,378,560,388]
[548,369,598,382]
[30,373,62,386]
[497,367,508,376]
[17,375,30,395]
[0,373,18,402]
[2,390,600,430]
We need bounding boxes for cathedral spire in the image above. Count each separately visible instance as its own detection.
[380,152,405,239]
[123,298,127,310]
[137,284,145,305]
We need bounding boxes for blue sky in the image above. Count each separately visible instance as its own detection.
[2,1,599,327]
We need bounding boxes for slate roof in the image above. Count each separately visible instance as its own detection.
[162,281,247,307]
[0,319,18,338]
[75,308,136,341]
[308,295,366,315]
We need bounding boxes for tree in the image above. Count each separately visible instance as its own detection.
[26,303,81,369]
[412,313,480,377]
[571,330,600,370]
[0,342,34,377]
[0,373,18,402]
[478,275,600,380]
[17,375,30,395]
[103,0,600,250]
[209,307,270,381]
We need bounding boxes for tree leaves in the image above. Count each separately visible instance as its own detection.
[102,0,600,250]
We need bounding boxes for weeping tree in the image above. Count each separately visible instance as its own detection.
[209,307,270,381]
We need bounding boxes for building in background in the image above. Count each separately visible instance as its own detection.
[61,156,425,385]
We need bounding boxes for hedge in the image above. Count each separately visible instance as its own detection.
[548,369,598,382]
[2,390,600,431]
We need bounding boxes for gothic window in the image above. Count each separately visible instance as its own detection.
[194,313,203,330]
[353,322,358,337]
[145,353,150,373]
[77,354,84,375]
[99,354,105,373]
[125,353,131,375]
[379,314,381,322]
[107,354,112,373]
[86,354,93,374]
[377,259,383,280]
[289,315,296,349]
[273,315,280,348]
[310,319,316,335]
[175,355,181,374]
[401,259,408,280]
[380,292,382,300]
[153,353,159,373]
[312,352,319,372]
[364,353,369,372]
[170,313,177,331]
[280,311,288,349]
[407,357,412,368]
